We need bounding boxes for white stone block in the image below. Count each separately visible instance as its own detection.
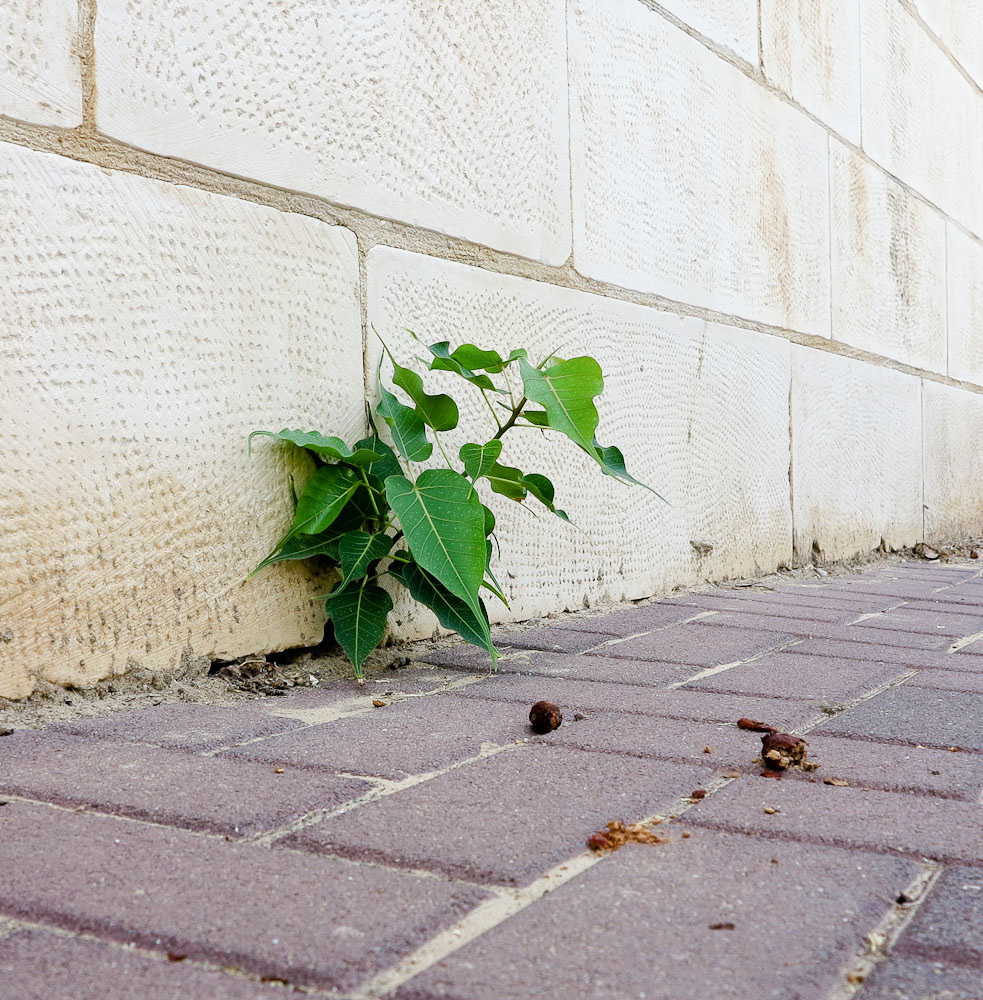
[0,142,363,700]
[761,0,861,143]
[0,0,82,126]
[652,0,758,63]
[791,346,922,560]
[830,140,946,372]
[860,0,983,236]
[570,0,830,335]
[368,248,792,640]
[947,224,983,386]
[923,380,983,541]
[94,0,570,265]
[913,0,983,88]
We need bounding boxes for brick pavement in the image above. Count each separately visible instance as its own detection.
[1,559,981,998]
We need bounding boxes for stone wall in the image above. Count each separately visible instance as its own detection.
[2,0,981,698]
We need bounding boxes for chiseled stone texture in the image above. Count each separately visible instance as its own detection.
[829,140,946,372]
[94,0,570,264]
[368,248,792,636]
[946,224,983,385]
[913,0,983,88]
[652,0,758,63]
[0,0,82,127]
[790,346,922,561]
[761,0,861,143]
[922,381,983,542]
[860,0,983,236]
[569,0,829,334]
[0,142,363,700]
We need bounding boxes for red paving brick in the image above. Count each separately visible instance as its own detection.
[857,956,983,999]
[393,829,918,1000]
[283,745,713,886]
[680,651,906,702]
[907,669,983,695]
[0,929,290,1000]
[782,637,983,672]
[0,801,487,992]
[583,621,796,665]
[550,601,707,636]
[0,731,371,837]
[219,693,533,779]
[856,608,983,637]
[685,777,983,865]
[673,593,861,622]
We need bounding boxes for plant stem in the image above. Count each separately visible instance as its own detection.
[492,397,526,440]
[480,388,503,431]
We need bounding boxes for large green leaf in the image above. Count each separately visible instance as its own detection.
[384,470,487,622]
[354,435,403,481]
[460,440,503,480]
[421,341,526,390]
[517,356,603,454]
[481,539,509,607]
[249,429,381,465]
[250,531,342,577]
[522,472,571,523]
[392,562,497,661]
[376,386,433,462]
[390,360,459,431]
[337,531,394,588]
[325,581,393,676]
[284,465,361,541]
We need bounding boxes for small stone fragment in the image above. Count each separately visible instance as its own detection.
[737,718,776,733]
[372,699,387,708]
[703,746,712,754]
[529,700,563,734]
[690,789,707,800]
[948,746,962,753]
[770,858,779,864]
[682,831,692,839]
[274,767,284,774]
[824,777,849,787]
[763,806,777,815]
[761,732,808,770]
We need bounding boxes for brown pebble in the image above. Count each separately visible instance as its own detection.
[274,767,284,774]
[771,858,779,864]
[372,699,387,708]
[682,831,692,839]
[529,700,563,734]
[761,731,809,770]
[690,789,707,800]
[763,806,777,814]
[703,746,712,754]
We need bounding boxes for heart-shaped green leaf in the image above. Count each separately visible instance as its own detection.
[250,531,343,577]
[460,440,503,480]
[485,462,527,501]
[377,385,433,462]
[518,356,603,455]
[384,470,486,622]
[522,472,572,524]
[284,465,361,541]
[325,581,393,676]
[354,435,403,481]
[337,531,394,589]
[391,359,459,431]
[249,429,382,465]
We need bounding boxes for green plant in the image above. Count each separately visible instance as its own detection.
[249,335,658,678]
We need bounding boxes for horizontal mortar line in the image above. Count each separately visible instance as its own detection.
[581,609,719,653]
[0,913,357,1000]
[684,818,983,869]
[352,777,736,999]
[666,635,805,691]
[824,861,944,1000]
[810,728,983,757]
[0,123,982,398]
[249,741,526,849]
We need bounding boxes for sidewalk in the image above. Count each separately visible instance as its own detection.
[1,559,981,999]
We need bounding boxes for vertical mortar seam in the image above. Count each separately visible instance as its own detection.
[78,0,98,126]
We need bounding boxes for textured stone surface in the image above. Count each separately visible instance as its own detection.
[0,0,82,127]
[683,651,905,702]
[829,140,946,371]
[51,702,305,752]
[784,637,983,672]
[790,346,923,560]
[220,693,530,780]
[860,0,982,235]
[687,778,983,864]
[947,225,983,386]
[369,249,792,634]
[815,684,983,751]
[569,0,829,333]
[858,608,983,638]
[892,866,983,965]
[761,0,861,142]
[394,830,917,1000]
[858,956,983,1000]
[0,730,370,836]
[0,801,487,992]
[913,0,983,87]
[654,0,758,62]
[907,669,983,695]
[95,0,569,263]
[0,142,363,701]
[0,930,293,1000]
[923,381,983,541]
[284,745,711,885]
[674,593,858,622]
[587,620,794,666]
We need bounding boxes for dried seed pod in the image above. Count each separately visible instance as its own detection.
[761,732,808,770]
[529,700,563,734]
[737,718,777,733]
